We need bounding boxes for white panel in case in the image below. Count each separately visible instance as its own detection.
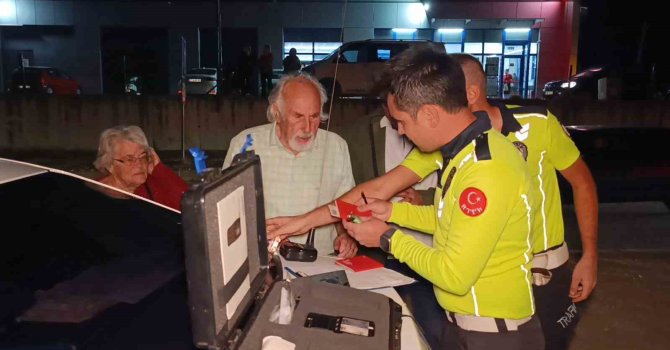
[217,186,251,319]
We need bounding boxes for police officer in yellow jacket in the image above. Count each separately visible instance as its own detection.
[342,46,544,349]
[383,54,597,349]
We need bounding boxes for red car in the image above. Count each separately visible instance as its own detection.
[8,66,82,95]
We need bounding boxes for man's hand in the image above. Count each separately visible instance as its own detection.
[357,200,393,221]
[334,234,358,258]
[266,215,310,240]
[342,216,390,248]
[570,254,598,302]
[396,187,423,205]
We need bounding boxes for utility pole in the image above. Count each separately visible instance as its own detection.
[217,0,223,91]
[181,37,187,161]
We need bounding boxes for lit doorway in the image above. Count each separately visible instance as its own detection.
[502,43,526,98]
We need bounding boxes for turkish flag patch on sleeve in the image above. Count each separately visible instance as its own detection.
[459,187,487,217]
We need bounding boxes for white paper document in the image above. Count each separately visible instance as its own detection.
[281,256,415,290]
[217,186,251,319]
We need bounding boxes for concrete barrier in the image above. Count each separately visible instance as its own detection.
[1,95,669,154]
[3,95,669,186]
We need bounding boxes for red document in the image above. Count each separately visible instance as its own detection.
[332,199,372,222]
[336,255,384,272]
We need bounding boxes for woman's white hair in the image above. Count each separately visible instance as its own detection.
[93,125,151,174]
[266,72,329,122]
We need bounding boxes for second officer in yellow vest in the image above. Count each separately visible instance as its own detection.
[342,46,544,349]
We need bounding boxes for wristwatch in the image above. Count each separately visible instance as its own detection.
[379,228,396,254]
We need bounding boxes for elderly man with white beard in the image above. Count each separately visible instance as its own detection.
[223,73,358,258]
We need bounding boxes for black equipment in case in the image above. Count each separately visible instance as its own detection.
[181,155,402,350]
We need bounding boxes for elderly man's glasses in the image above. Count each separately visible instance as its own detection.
[114,153,150,166]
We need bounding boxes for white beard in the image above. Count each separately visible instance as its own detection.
[288,134,315,153]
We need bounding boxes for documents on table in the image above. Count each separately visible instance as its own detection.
[281,256,415,290]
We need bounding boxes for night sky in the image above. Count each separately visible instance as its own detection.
[578,0,664,94]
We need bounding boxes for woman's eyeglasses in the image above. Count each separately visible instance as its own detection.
[114,153,150,166]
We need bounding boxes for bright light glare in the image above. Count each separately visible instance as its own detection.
[0,0,16,19]
[560,81,577,89]
[423,3,430,11]
[407,3,426,25]
[505,28,531,33]
[438,28,463,34]
[392,28,417,34]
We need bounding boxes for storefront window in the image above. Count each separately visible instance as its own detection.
[445,43,463,54]
[284,41,341,66]
[464,42,483,54]
[484,42,503,54]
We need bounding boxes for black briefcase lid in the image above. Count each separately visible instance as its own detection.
[181,154,269,350]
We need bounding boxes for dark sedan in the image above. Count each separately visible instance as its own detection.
[0,158,195,349]
[559,126,670,208]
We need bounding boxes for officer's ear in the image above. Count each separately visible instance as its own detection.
[417,104,440,128]
[466,84,480,106]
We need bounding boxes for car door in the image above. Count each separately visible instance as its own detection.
[44,68,60,93]
[57,70,78,94]
[330,42,368,95]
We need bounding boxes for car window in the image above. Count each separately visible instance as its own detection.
[341,48,359,63]
[375,48,391,61]
[188,68,216,75]
[57,70,71,79]
[11,69,40,82]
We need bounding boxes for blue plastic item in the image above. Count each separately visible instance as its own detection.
[239,134,254,154]
[188,147,208,175]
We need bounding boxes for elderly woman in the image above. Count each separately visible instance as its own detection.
[93,125,188,211]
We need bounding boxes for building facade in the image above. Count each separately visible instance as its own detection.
[0,0,579,97]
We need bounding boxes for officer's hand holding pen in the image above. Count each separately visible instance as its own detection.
[342,215,390,248]
[355,198,393,222]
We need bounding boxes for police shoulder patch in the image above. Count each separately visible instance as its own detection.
[459,187,487,217]
[513,141,529,161]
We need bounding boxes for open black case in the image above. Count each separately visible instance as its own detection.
[182,154,402,350]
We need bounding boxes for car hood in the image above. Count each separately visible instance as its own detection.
[0,157,184,327]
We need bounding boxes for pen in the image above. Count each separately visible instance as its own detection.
[361,191,368,205]
[284,267,307,278]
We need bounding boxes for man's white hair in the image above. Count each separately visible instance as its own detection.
[266,72,329,122]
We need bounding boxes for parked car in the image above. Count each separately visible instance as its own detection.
[542,66,608,100]
[179,67,218,96]
[7,66,82,95]
[301,39,445,97]
[559,125,670,207]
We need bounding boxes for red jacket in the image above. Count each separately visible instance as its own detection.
[135,163,189,211]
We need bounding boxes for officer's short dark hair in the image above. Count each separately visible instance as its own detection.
[450,53,484,73]
[384,45,468,118]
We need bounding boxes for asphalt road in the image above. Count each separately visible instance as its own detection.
[564,201,670,251]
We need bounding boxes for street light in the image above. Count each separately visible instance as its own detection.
[217,0,222,91]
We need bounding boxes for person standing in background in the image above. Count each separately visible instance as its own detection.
[283,48,302,74]
[259,44,274,98]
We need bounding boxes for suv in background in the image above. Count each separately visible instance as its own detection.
[542,66,608,100]
[301,39,444,97]
[179,67,218,96]
[7,66,81,95]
